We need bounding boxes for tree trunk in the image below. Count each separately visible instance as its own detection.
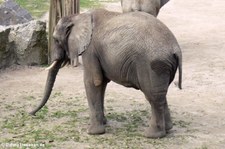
[48,0,80,63]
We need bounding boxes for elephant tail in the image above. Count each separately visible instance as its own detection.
[176,50,182,89]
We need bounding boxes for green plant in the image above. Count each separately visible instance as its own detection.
[24,95,36,101]
[195,145,208,149]
[34,106,49,119]
[173,120,191,128]
[80,0,101,8]
[15,0,50,19]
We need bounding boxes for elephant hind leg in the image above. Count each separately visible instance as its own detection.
[145,96,173,138]
[138,69,171,138]
[164,100,173,132]
[144,93,167,138]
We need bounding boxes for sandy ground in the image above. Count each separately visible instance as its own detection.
[1,0,225,148]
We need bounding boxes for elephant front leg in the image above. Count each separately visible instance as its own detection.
[84,75,107,135]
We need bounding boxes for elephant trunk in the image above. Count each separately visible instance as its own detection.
[29,60,63,116]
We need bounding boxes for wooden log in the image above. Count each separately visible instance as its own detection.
[48,0,80,64]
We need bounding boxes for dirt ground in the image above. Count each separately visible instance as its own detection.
[1,0,225,148]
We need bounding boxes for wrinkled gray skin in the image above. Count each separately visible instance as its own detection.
[121,0,169,17]
[30,9,182,138]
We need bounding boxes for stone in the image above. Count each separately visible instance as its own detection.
[0,20,48,68]
[9,20,48,66]
[0,27,16,69]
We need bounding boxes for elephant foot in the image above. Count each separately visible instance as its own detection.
[144,127,166,139]
[103,116,107,125]
[165,121,173,132]
[88,124,105,135]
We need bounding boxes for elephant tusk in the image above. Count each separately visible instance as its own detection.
[60,61,67,68]
[45,61,57,71]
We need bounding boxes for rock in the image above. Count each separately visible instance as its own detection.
[0,20,48,68]
[0,0,33,26]
[0,27,16,69]
[9,20,48,66]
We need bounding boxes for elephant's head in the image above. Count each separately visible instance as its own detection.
[29,13,93,115]
[53,13,92,67]
[121,0,169,17]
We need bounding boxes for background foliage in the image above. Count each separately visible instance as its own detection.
[0,0,108,18]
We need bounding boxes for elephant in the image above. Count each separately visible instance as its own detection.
[29,9,182,138]
[121,0,170,17]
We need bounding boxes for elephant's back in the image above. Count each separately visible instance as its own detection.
[96,11,179,57]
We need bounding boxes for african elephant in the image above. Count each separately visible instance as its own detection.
[121,0,169,17]
[30,9,182,138]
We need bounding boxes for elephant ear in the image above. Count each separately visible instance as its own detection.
[160,0,169,7]
[69,13,93,55]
